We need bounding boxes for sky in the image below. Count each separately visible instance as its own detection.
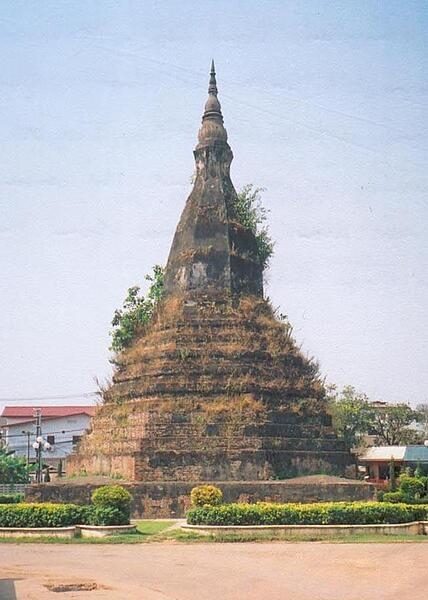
[0,1,427,412]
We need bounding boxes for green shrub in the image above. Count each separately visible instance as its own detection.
[399,475,425,502]
[382,491,404,503]
[91,485,132,524]
[0,503,88,528]
[0,493,23,504]
[0,447,29,484]
[87,506,129,526]
[190,485,223,508]
[186,501,428,526]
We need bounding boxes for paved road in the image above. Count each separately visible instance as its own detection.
[1,542,427,599]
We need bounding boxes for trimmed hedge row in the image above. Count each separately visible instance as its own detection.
[0,503,132,528]
[186,502,428,526]
[0,503,89,528]
[0,486,133,528]
[0,493,23,504]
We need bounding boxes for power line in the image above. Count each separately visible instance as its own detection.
[0,392,99,403]
[2,428,88,440]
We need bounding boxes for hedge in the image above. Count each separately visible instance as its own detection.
[0,485,134,528]
[186,502,428,526]
[0,493,23,504]
[0,503,89,528]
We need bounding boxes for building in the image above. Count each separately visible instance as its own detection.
[0,406,95,469]
[359,445,428,483]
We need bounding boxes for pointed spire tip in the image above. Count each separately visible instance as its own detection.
[208,59,218,97]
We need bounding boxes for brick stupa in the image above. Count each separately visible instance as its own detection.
[70,63,353,482]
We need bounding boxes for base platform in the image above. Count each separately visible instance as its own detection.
[26,475,375,518]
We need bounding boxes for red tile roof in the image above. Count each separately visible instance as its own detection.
[1,406,96,418]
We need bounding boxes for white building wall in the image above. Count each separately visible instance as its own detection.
[2,414,91,461]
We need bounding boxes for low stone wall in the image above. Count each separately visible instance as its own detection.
[77,524,137,537]
[0,526,75,538]
[25,477,375,518]
[182,521,423,536]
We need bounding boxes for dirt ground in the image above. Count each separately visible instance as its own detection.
[1,542,427,600]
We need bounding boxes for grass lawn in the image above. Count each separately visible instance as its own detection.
[0,521,427,544]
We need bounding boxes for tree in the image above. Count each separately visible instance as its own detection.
[328,385,374,452]
[233,184,274,269]
[370,403,420,446]
[415,403,428,439]
[0,447,29,484]
[110,265,164,353]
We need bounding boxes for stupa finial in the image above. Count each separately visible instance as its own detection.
[208,59,217,96]
[198,60,227,144]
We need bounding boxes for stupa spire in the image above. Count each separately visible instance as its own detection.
[198,60,227,145]
[208,59,217,95]
[163,62,263,299]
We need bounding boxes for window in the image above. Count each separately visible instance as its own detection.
[72,435,81,446]
[46,435,55,445]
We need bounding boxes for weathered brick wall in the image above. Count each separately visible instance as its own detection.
[25,479,375,518]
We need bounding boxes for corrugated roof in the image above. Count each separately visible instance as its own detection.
[403,446,428,463]
[359,446,406,461]
[1,406,96,418]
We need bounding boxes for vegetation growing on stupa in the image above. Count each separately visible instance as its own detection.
[233,184,274,269]
[110,265,164,352]
[110,185,273,353]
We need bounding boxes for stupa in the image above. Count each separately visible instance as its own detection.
[69,63,353,482]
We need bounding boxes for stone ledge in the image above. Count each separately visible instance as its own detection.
[0,526,75,538]
[182,521,425,536]
[77,524,137,538]
[0,524,137,538]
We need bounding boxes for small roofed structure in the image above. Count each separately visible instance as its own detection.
[359,445,428,483]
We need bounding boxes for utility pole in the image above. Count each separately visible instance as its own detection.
[34,408,42,483]
[22,430,31,465]
[32,409,51,484]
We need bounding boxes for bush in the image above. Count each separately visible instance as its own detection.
[382,491,405,503]
[86,506,130,526]
[0,493,23,504]
[186,501,428,526]
[0,447,29,484]
[190,485,223,508]
[91,485,132,525]
[379,475,428,504]
[399,475,426,502]
[0,503,88,528]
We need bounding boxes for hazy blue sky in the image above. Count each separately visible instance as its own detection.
[1,1,427,411]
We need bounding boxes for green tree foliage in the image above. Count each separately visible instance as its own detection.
[370,403,420,446]
[110,265,164,353]
[329,386,422,449]
[0,447,29,484]
[415,403,428,439]
[328,385,374,451]
[233,184,274,269]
